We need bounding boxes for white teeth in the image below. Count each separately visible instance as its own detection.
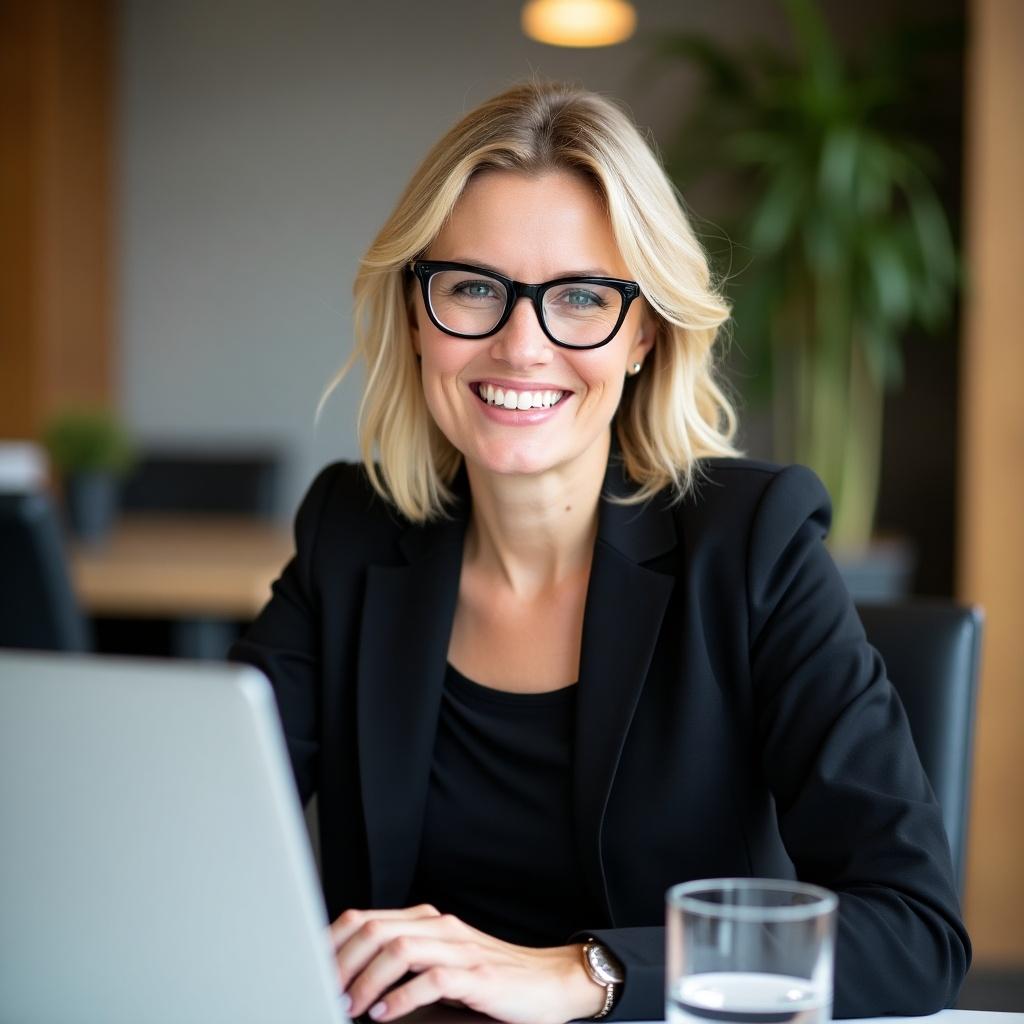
[477,385,566,408]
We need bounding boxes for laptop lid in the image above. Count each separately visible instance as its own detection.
[0,651,346,1024]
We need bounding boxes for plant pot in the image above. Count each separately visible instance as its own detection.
[64,471,121,544]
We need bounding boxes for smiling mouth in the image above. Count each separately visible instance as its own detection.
[470,383,569,410]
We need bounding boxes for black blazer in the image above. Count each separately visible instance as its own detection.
[230,455,969,1020]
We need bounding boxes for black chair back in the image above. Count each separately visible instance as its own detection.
[119,450,281,518]
[857,601,983,897]
[0,492,90,652]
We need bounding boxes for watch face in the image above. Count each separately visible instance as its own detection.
[587,944,625,984]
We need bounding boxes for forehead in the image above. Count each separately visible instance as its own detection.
[429,169,628,279]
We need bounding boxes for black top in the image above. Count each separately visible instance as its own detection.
[229,457,970,1019]
[409,664,594,947]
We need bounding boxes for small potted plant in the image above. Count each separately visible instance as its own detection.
[42,407,135,543]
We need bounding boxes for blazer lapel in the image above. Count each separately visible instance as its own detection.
[574,457,677,924]
[356,486,468,909]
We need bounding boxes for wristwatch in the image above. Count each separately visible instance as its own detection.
[581,939,624,1019]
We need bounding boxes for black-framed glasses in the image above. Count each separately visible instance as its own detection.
[408,260,641,350]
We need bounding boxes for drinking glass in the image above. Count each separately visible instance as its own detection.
[666,878,837,1024]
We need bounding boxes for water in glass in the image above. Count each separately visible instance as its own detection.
[667,971,831,1024]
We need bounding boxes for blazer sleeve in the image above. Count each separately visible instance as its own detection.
[747,465,969,1016]
[228,463,337,805]
[576,465,970,1022]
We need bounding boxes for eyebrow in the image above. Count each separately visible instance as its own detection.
[443,256,617,280]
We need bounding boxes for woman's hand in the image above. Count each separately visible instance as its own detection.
[329,905,608,1024]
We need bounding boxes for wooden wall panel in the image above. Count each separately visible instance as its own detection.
[960,0,1024,966]
[0,2,38,434]
[0,0,113,439]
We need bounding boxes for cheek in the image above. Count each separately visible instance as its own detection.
[576,358,626,411]
[419,346,464,389]
[419,339,472,416]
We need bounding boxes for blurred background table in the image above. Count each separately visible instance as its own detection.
[70,514,292,658]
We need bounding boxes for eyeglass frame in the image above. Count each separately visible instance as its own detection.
[407,260,642,350]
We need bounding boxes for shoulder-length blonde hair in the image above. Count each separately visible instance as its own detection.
[324,80,740,522]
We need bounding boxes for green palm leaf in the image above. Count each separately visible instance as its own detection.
[651,0,958,548]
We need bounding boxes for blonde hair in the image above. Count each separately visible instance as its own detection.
[324,80,740,521]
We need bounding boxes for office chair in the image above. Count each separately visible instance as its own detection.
[0,492,91,652]
[119,448,281,518]
[857,601,983,898]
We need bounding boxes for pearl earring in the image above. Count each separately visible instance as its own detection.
[629,361,642,376]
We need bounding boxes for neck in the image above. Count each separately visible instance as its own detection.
[463,432,610,597]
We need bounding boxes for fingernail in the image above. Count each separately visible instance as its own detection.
[369,1001,386,1020]
[338,993,351,1012]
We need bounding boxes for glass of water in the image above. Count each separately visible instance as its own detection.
[666,878,837,1024]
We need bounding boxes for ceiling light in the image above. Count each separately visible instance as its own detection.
[521,0,637,48]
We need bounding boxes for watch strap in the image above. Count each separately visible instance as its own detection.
[582,939,620,1019]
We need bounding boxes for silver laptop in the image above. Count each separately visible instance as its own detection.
[0,650,347,1024]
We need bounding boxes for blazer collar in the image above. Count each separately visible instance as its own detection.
[357,453,678,917]
[396,467,471,564]
[595,451,678,563]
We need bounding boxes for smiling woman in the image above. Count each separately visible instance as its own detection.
[231,81,969,1024]
[335,80,739,522]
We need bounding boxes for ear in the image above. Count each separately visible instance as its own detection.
[629,307,657,366]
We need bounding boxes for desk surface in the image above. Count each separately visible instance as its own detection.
[69,514,292,619]
[878,1016,1023,1023]
[397,1008,1021,1024]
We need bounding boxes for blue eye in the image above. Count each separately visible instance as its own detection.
[452,279,501,300]
[552,288,608,309]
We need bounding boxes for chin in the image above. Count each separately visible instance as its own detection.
[465,438,564,479]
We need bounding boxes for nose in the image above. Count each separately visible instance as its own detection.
[488,297,553,368]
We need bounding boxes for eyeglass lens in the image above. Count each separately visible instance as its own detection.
[427,268,624,347]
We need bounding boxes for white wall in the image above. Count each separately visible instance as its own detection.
[115,0,848,519]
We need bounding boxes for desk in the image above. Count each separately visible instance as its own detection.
[69,514,292,656]
[398,1008,1021,1024]
[880,1017,1023,1023]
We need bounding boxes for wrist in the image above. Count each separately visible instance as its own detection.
[556,944,610,1020]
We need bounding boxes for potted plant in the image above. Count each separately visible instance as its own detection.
[42,407,135,543]
[652,0,958,559]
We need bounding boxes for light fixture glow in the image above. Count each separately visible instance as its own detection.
[521,0,637,48]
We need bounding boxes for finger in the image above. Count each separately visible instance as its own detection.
[346,937,487,1018]
[335,913,466,992]
[329,904,440,951]
[367,964,479,1023]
